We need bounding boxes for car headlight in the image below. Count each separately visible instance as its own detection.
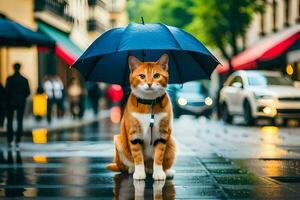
[262,106,277,115]
[178,97,187,106]
[254,93,273,99]
[205,97,213,106]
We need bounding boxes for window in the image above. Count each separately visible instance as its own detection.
[284,0,291,27]
[247,74,293,86]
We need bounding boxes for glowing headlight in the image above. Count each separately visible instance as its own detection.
[263,107,272,114]
[254,93,273,99]
[262,106,277,116]
[178,97,187,106]
[205,97,213,106]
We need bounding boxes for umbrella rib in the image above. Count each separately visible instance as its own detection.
[161,22,220,66]
[158,23,182,50]
[122,50,129,86]
[85,55,104,80]
[115,24,131,52]
[188,51,211,79]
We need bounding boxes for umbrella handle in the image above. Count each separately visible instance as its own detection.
[141,17,145,25]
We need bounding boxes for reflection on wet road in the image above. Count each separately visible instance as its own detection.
[0,118,183,199]
[0,151,176,199]
[1,116,300,199]
[113,174,175,200]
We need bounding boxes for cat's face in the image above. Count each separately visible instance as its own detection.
[128,54,169,99]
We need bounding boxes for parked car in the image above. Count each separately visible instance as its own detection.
[220,70,300,125]
[168,81,213,118]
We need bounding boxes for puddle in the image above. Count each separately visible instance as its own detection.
[234,159,300,177]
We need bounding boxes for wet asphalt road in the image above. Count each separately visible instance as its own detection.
[1,116,300,199]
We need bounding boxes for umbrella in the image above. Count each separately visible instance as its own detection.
[71,22,219,86]
[0,18,55,47]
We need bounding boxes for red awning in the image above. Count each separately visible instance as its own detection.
[217,26,300,74]
[38,22,83,66]
[37,45,78,65]
[55,45,77,65]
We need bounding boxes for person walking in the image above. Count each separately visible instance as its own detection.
[5,63,30,149]
[87,82,101,116]
[0,83,5,127]
[53,75,65,118]
[67,78,84,119]
[43,76,54,124]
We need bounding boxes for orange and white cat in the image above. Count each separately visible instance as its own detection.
[106,54,176,180]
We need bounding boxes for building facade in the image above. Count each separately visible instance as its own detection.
[251,0,300,81]
[35,0,128,87]
[210,0,300,117]
[247,0,300,45]
[69,0,128,49]
[0,0,128,91]
[217,0,300,82]
[0,0,38,90]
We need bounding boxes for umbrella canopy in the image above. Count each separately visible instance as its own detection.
[72,22,219,86]
[0,18,55,47]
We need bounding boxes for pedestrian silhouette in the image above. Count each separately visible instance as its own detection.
[53,75,65,118]
[4,150,26,197]
[0,82,5,127]
[43,75,55,124]
[87,82,101,115]
[5,63,30,148]
[68,78,85,119]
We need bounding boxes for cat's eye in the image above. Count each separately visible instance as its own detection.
[139,74,145,79]
[153,73,160,79]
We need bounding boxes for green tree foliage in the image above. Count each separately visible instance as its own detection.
[127,0,194,29]
[127,0,151,24]
[187,0,263,64]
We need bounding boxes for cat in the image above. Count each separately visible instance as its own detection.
[106,54,176,181]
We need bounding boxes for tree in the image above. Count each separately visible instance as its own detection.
[127,0,194,29]
[186,0,264,71]
[127,0,151,23]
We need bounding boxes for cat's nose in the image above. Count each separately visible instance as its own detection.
[147,83,152,88]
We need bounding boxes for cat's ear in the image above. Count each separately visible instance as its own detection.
[128,56,141,72]
[157,54,169,71]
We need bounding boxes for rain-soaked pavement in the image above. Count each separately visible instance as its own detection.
[1,115,300,199]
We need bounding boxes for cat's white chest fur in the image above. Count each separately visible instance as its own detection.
[131,112,167,160]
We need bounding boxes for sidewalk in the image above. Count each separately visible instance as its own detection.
[0,109,110,135]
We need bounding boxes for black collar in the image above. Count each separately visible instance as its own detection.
[135,93,166,105]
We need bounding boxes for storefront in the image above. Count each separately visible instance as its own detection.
[217,25,300,82]
[37,22,83,86]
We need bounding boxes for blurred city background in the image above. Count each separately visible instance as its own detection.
[1,0,300,199]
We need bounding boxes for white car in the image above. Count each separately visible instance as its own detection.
[220,70,300,125]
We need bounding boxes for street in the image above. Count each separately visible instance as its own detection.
[1,116,300,199]
[2,0,300,199]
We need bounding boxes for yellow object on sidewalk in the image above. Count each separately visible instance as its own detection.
[33,154,48,163]
[33,94,47,116]
[32,128,48,144]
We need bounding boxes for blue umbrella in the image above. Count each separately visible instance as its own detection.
[0,18,55,47]
[72,22,219,86]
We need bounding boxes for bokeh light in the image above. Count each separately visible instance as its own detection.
[110,106,122,123]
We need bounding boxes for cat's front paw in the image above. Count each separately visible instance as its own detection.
[133,164,146,180]
[153,165,166,180]
[133,171,146,180]
[153,170,166,180]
